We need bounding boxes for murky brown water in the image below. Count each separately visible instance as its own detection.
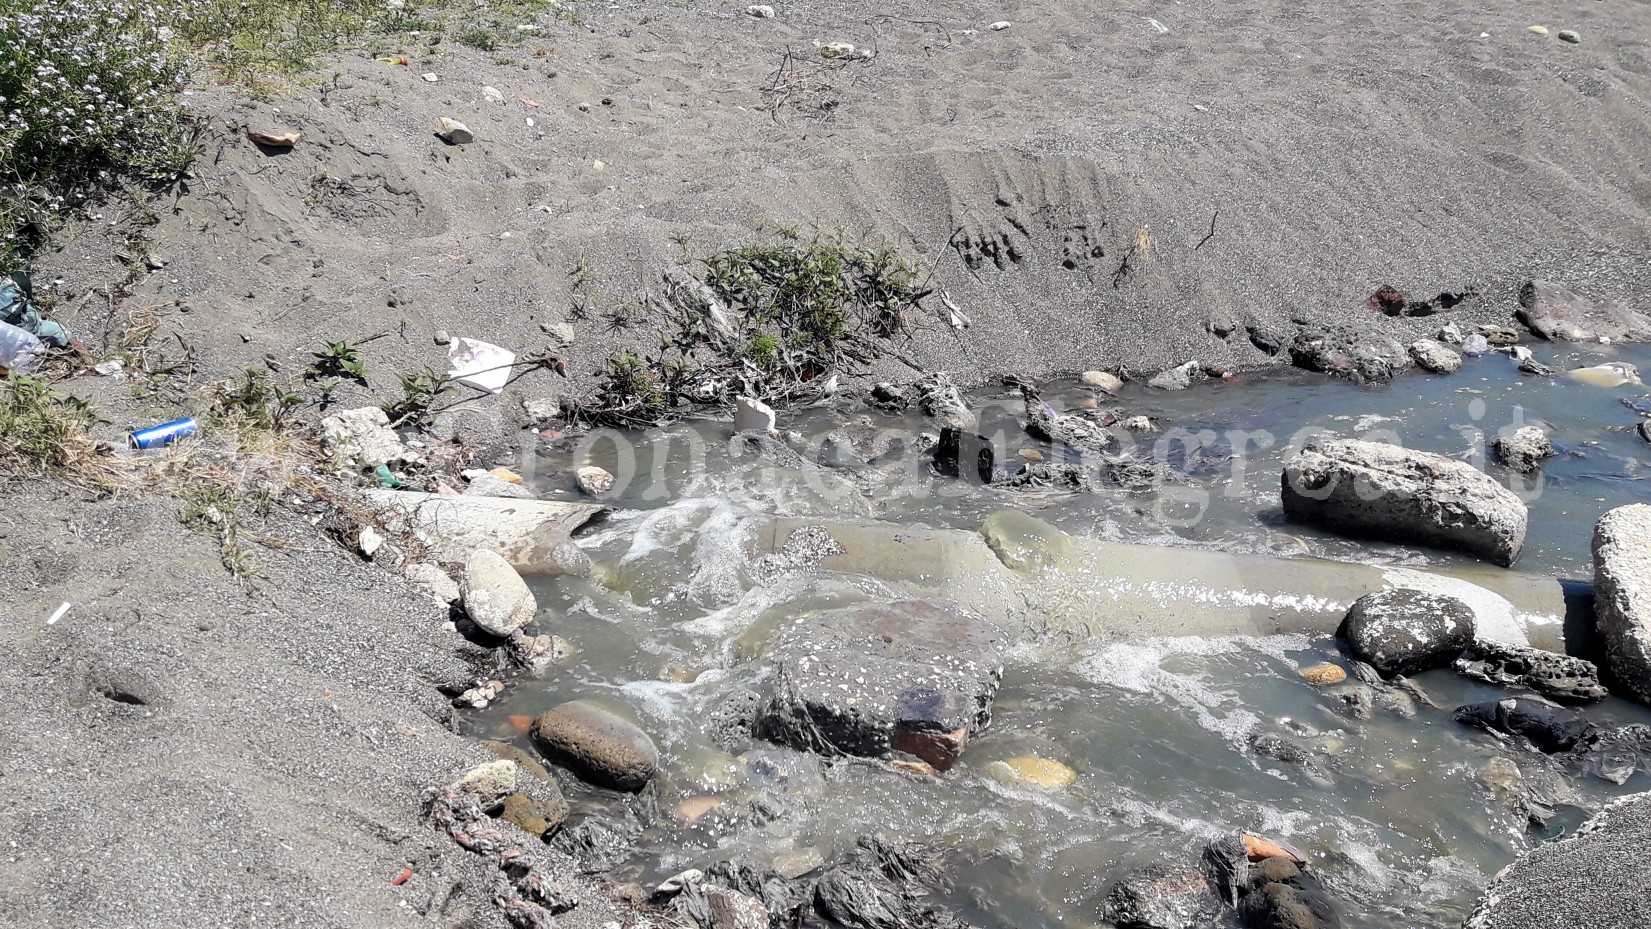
[465,341,1651,928]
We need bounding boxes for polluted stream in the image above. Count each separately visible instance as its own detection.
[461,341,1651,928]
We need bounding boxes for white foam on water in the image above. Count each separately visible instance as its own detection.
[615,497,721,564]
[1073,634,1312,747]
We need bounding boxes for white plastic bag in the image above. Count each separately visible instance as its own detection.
[0,319,43,374]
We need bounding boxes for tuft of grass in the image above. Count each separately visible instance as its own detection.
[210,368,303,433]
[568,232,927,428]
[0,374,116,486]
[178,477,277,590]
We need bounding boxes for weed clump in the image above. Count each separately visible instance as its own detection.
[0,373,114,486]
[570,232,927,428]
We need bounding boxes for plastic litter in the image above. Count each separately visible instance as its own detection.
[374,464,405,488]
[446,338,516,394]
[0,319,44,374]
[2,273,70,348]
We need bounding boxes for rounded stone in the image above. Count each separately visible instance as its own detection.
[575,465,615,496]
[1299,662,1347,685]
[987,755,1078,790]
[461,550,537,636]
[532,700,659,792]
[1340,588,1476,677]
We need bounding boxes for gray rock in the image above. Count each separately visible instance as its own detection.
[1455,696,1596,753]
[449,758,517,810]
[1408,338,1462,374]
[436,117,474,144]
[1455,640,1609,704]
[1494,425,1555,474]
[1593,504,1651,703]
[1250,732,1334,787]
[1557,29,1581,44]
[756,600,1006,771]
[676,884,771,929]
[1080,370,1123,392]
[405,561,460,604]
[1148,361,1200,390]
[1518,280,1651,342]
[532,700,659,792]
[521,528,592,577]
[321,406,411,470]
[746,4,775,17]
[523,396,562,427]
[575,465,615,495]
[917,372,976,431]
[1466,793,1651,928]
[1101,864,1221,929]
[1282,439,1528,566]
[1021,387,1114,455]
[462,549,538,636]
[363,490,605,567]
[1237,878,1341,929]
[1340,588,1475,676]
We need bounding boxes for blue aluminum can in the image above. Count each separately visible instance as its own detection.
[129,417,199,449]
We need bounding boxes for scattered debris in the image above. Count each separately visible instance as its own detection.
[447,338,516,393]
[734,395,777,433]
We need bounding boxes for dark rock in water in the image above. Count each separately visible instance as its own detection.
[1639,420,1651,444]
[1021,386,1115,455]
[1455,697,1597,753]
[1339,588,1475,677]
[869,381,909,410]
[675,883,771,929]
[1238,880,1342,929]
[706,688,763,753]
[756,600,1005,771]
[1517,280,1651,343]
[704,860,810,928]
[549,808,642,871]
[1282,438,1528,566]
[1287,329,1407,383]
[812,837,964,929]
[1250,732,1335,787]
[1562,724,1651,785]
[932,428,996,484]
[532,700,659,792]
[1101,864,1222,929]
[1493,426,1555,474]
[1464,793,1651,929]
[1454,641,1609,704]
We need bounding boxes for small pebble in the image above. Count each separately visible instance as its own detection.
[989,21,1012,31]
[433,329,450,345]
[421,72,439,82]
[1557,29,1580,44]
[746,4,775,17]
[1527,25,1549,36]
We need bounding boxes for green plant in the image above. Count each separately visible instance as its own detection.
[382,370,454,428]
[0,373,113,485]
[178,478,276,589]
[456,25,498,50]
[211,368,303,431]
[305,340,368,386]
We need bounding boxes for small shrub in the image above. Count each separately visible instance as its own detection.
[211,368,302,431]
[382,370,453,428]
[0,0,195,246]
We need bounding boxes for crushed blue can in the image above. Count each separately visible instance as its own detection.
[129,417,199,449]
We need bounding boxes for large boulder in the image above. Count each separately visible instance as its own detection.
[1465,793,1651,928]
[1339,588,1475,677]
[1516,280,1651,343]
[461,550,537,636]
[1593,504,1651,703]
[756,600,1006,771]
[1281,439,1528,566]
[532,700,659,792]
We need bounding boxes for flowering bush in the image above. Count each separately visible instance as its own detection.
[0,0,195,247]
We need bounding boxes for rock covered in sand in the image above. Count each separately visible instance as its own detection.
[1517,280,1651,343]
[1340,588,1475,677]
[756,600,1006,771]
[532,700,659,792]
[462,549,538,636]
[1281,439,1527,566]
[1593,504,1651,704]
